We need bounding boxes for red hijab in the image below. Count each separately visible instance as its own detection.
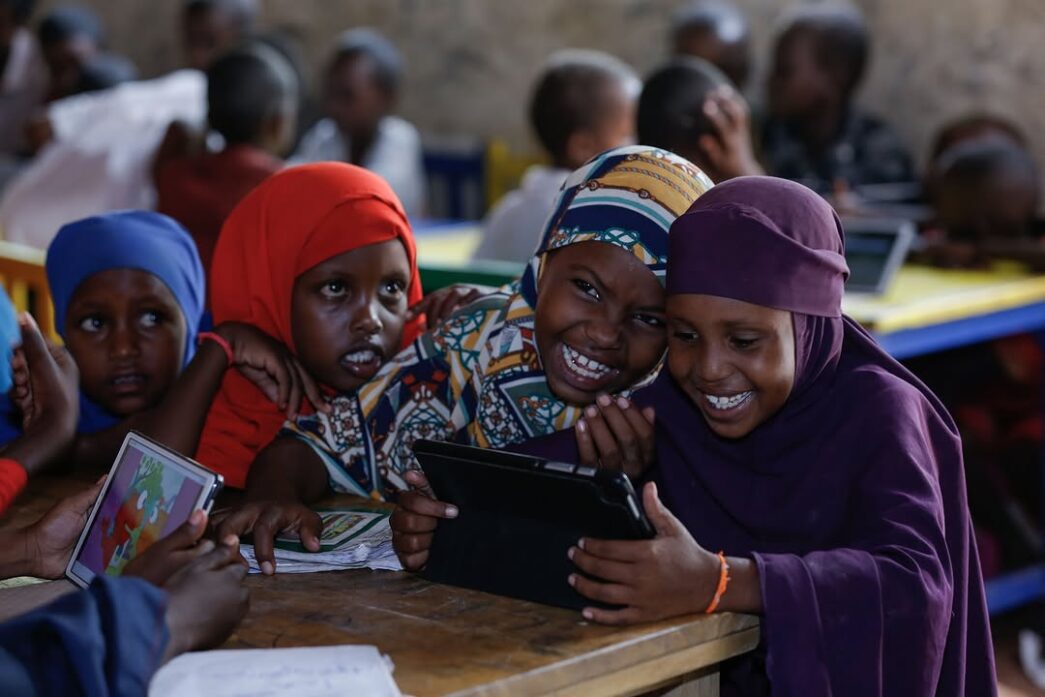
[196,163,424,487]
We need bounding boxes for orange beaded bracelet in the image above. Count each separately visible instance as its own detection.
[704,551,731,614]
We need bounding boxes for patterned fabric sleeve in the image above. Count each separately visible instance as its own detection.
[280,291,512,500]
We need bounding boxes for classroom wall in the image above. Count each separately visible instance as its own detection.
[35,0,1045,181]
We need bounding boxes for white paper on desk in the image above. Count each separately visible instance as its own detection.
[148,645,401,697]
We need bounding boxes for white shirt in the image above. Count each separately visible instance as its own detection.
[291,115,426,220]
[0,70,206,249]
[472,165,570,264]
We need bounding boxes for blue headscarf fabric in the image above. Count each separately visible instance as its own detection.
[0,287,19,395]
[46,211,205,434]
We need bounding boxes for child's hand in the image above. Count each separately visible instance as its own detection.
[161,542,250,662]
[22,476,105,578]
[3,314,80,474]
[389,469,458,571]
[215,322,329,418]
[212,501,323,576]
[567,482,720,625]
[406,284,491,329]
[124,510,235,586]
[698,86,763,183]
[14,314,79,433]
[575,394,656,480]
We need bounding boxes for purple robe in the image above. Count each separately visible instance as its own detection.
[517,176,996,695]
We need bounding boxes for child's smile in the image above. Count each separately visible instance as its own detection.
[667,294,795,439]
[534,241,667,405]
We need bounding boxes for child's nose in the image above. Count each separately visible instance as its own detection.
[108,326,140,359]
[584,317,623,350]
[351,299,383,336]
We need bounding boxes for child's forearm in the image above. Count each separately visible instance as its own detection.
[244,438,330,505]
[130,340,229,456]
[716,557,764,614]
[61,340,228,471]
[0,530,34,579]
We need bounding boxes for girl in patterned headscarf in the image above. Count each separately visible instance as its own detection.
[216,146,713,572]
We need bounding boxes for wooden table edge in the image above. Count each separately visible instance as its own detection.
[445,616,760,697]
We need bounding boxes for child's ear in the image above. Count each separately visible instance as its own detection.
[263,110,295,157]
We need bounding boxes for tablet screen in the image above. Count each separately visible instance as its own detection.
[69,436,212,584]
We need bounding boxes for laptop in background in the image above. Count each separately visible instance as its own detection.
[842,217,916,296]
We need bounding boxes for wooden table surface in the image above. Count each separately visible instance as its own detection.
[1,476,760,697]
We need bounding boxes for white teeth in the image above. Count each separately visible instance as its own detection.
[704,392,753,410]
[343,349,377,364]
[561,344,614,381]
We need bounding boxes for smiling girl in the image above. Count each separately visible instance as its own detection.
[556,177,995,695]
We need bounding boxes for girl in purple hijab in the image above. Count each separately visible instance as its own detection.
[534,176,996,695]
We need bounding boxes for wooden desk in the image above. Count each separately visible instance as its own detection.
[0,478,760,697]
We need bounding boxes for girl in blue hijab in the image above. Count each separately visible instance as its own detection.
[45,211,205,462]
[0,288,25,445]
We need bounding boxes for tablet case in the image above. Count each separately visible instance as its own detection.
[412,439,654,610]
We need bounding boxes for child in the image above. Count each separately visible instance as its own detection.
[928,138,1043,268]
[43,211,206,468]
[473,50,639,264]
[0,0,46,160]
[637,57,761,183]
[182,0,258,71]
[192,163,429,488]
[291,28,425,219]
[670,0,751,90]
[156,43,297,275]
[218,147,715,573]
[762,4,913,193]
[37,4,103,101]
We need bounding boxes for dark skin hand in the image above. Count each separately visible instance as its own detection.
[406,284,490,330]
[123,509,245,586]
[123,510,249,661]
[389,469,458,571]
[5,313,80,475]
[568,481,762,625]
[697,86,764,183]
[159,543,250,662]
[575,393,656,480]
[0,477,104,580]
[212,437,330,575]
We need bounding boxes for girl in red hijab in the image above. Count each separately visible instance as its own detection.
[195,163,428,487]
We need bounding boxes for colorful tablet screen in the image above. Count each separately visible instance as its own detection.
[70,436,212,584]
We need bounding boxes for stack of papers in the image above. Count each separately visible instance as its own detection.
[149,645,402,696]
[240,509,402,574]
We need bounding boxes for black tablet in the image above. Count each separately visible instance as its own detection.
[411,439,654,610]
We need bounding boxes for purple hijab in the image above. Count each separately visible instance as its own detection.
[518,177,996,695]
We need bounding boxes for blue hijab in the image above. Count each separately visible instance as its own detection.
[0,288,22,445]
[46,211,205,434]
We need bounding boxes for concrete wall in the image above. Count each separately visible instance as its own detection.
[35,0,1045,176]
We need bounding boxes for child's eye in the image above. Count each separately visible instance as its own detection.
[671,330,699,343]
[572,279,600,300]
[633,313,665,328]
[78,316,105,333]
[139,311,164,329]
[320,281,347,299]
[730,336,759,350]
[381,279,406,296]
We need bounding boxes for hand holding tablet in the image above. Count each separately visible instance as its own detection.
[65,432,223,588]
